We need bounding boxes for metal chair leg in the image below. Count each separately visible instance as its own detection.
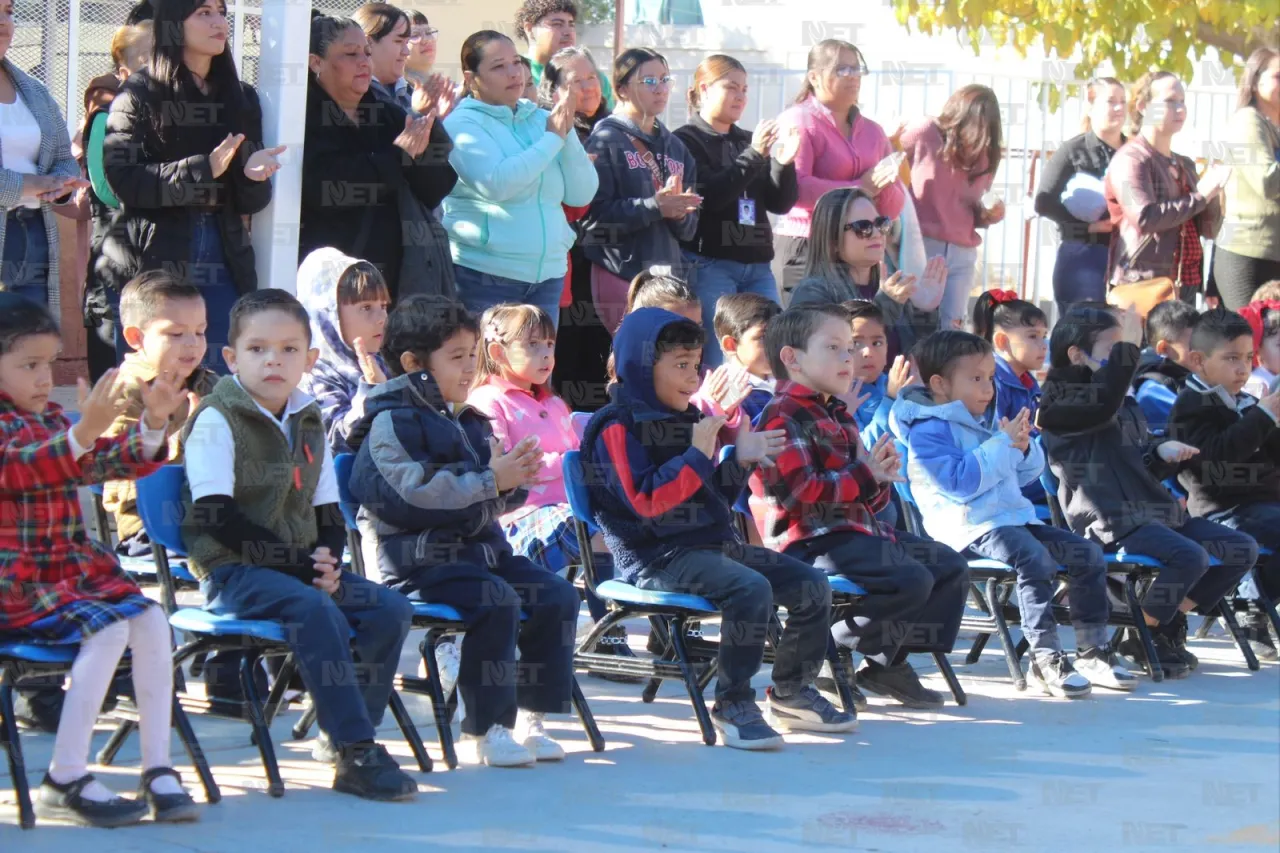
[570,676,605,752]
[0,668,35,829]
[290,702,318,741]
[1218,600,1260,671]
[985,577,1026,690]
[933,652,967,706]
[1194,614,1217,639]
[1125,575,1163,683]
[240,651,285,798]
[387,689,432,772]
[669,620,716,746]
[823,637,858,715]
[96,719,136,765]
[260,654,298,727]
[172,693,221,804]
[420,632,457,770]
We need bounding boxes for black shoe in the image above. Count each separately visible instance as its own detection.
[34,773,148,828]
[1162,612,1199,670]
[857,661,945,709]
[333,742,418,802]
[1243,611,1279,662]
[137,767,200,823]
[590,625,645,684]
[1117,629,1191,679]
[13,687,63,733]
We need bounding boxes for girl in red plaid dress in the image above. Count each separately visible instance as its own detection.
[0,294,198,827]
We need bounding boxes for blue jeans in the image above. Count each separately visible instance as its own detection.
[968,523,1109,656]
[684,252,779,367]
[1052,241,1109,316]
[2,208,50,307]
[921,236,979,331]
[188,213,238,373]
[1207,502,1280,603]
[202,565,414,747]
[454,264,562,329]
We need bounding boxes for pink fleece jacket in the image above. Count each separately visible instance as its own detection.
[773,97,905,239]
[467,377,576,523]
[899,118,995,248]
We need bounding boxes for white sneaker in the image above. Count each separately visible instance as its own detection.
[514,711,565,761]
[1074,645,1139,691]
[434,640,461,699]
[462,724,535,767]
[1028,652,1092,699]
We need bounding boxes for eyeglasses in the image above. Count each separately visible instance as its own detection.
[833,64,869,79]
[409,28,439,43]
[843,217,892,238]
[639,75,674,90]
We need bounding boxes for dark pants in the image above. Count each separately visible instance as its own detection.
[1052,240,1109,317]
[635,543,832,704]
[1207,501,1280,602]
[202,566,413,747]
[188,212,239,374]
[2,208,50,306]
[405,554,577,736]
[969,524,1109,656]
[1113,519,1257,624]
[553,243,612,413]
[770,234,808,308]
[1213,247,1280,312]
[787,530,969,667]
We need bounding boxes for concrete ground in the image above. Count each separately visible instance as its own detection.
[3,612,1278,853]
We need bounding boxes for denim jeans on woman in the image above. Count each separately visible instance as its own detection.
[684,251,779,367]
[1052,241,1110,316]
[454,264,562,328]
[2,208,51,307]
[921,236,979,331]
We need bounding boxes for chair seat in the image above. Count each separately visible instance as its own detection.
[596,579,719,613]
[1034,504,1053,521]
[827,575,867,597]
[117,554,196,582]
[1259,546,1274,557]
[967,557,1018,574]
[169,608,293,643]
[1106,550,1164,569]
[0,641,79,664]
[410,601,464,623]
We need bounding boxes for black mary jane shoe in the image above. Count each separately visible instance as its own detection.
[34,773,148,828]
[138,767,201,823]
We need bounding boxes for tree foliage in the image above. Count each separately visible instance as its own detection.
[577,0,617,25]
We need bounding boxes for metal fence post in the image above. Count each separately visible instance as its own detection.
[64,0,81,137]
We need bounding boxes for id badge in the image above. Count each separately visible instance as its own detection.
[737,198,756,225]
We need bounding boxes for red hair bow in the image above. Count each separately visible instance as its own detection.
[1237,299,1280,366]
[988,289,1019,305]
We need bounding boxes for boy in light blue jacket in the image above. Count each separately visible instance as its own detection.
[890,331,1136,697]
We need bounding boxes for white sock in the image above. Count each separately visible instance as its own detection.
[48,620,130,803]
[124,606,176,775]
[147,772,185,796]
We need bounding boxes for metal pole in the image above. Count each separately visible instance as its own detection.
[613,0,625,59]
[65,0,82,136]
[231,2,247,77]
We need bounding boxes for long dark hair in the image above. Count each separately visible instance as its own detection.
[802,186,881,291]
[793,39,865,106]
[971,290,1047,342]
[1238,47,1279,112]
[148,0,245,143]
[936,84,1002,181]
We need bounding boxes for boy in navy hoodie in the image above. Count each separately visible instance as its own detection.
[580,308,856,749]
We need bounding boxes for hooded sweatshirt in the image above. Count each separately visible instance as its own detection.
[297,248,390,456]
[890,386,1044,552]
[580,308,750,583]
[443,97,599,284]
[581,115,700,282]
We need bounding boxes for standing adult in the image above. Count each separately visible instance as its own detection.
[301,15,458,302]
[103,0,282,373]
[581,47,701,335]
[674,54,799,366]
[771,39,905,305]
[0,0,87,312]
[1103,72,1230,303]
[515,0,614,110]
[1215,48,1280,310]
[443,31,598,323]
[1034,77,1127,315]
[900,84,1006,330]
[354,3,413,112]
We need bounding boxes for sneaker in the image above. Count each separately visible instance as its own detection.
[35,773,148,828]
[1074,645,1139,691]
[1162,613,1199,670]
[766,685,858,733]
[434,640,461,698]
[710,700,785,750]
[1117,629,1191,679]
[815,657,868,712]
[590,625,645,684]
[312,732,339,765]
[137,767,200,823]
[1242,611,1278,662]
[463,724,536,767]
[1027,652,1092,699]
[332,742,418,801]
[514,711,565,761]
[856,661,945,709]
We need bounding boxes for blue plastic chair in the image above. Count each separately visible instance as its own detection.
[126,465,432,795]
[1136,381,1177,436]
[333,453,366,577]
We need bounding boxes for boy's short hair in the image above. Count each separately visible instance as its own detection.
[842,299,886,327]
[0,291,59,356]
[765,304,851,382]
[227,289,312,348]
[118,270,203,330]
[654,318,705,359]
[1145,300,1199,347]
[713,292,781,341]
[1189,307,1254,355]
[514,0,578,42]
[1254,280,1280,302]
[1049,306,1121,368]
[380,295,479,378]
[913,330,994,384]
[335,261,390,307]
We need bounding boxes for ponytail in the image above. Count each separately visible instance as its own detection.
[626,267,698,314]
[972,289,1047,343]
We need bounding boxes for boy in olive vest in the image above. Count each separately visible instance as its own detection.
[181,290,417,802]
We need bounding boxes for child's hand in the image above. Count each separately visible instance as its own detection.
[139,371,186,431]
[733,421,786,467]
[836,378,872,413]
[1000,409,1032,451]
[886,355,919,400]
[1257,389,1280,420]
[311,547,341,596]
[353,337,387,384]
[864,433,905,484]
[706,365,749,416]
[491,435,541,492]
[71,369,130,451]
[1156,440,1199,463]
[691,414,727,460]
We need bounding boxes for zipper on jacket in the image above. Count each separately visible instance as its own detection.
[444,406,497,539]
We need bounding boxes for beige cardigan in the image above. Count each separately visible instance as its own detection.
[1218,107,1280,262]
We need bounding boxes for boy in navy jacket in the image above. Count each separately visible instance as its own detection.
[580,308,855,749]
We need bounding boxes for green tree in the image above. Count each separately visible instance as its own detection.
[895,0,1279,82]
[578,0,616,25]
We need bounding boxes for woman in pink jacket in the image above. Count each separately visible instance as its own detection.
[771,39,905,304]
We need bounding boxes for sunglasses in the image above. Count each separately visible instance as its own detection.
[843,216,893,239]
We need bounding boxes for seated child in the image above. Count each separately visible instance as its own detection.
[103,271,218,558]
[347,295,579,768]
[297,248,391,455]
[1038,305,1257,678]
[0,293,199,826]
[1169,308,1280,660]
[1133,300,1199,404]
[467,303,638,675]
[182,289,417,801]
[752,304,970,710]
[713,292,782,425]
[581,308,856,748]
[891,330,1135,696]
[1237,297,1280,399]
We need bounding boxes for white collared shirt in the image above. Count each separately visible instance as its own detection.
[185,377,339,505]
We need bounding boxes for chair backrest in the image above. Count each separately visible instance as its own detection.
[562,450,595,531]
[571,411,591,442]
[135,464,189,557]
[1136,381,1177,435]
[334,452,359,529]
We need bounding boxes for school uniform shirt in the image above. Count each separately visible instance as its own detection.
[1245,365,1277,400]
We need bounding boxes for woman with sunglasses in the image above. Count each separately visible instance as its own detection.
[771,39,905,305]
[792,187,944,368]
[581,47,701,335]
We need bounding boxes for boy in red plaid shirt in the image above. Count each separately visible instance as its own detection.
[751,304,969,709]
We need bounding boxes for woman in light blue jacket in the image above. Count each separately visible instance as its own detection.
[443,30,598,323]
